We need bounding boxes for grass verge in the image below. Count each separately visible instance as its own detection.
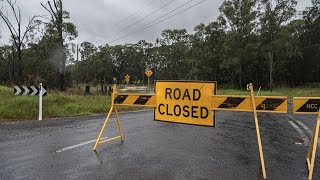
[0,86,143,122]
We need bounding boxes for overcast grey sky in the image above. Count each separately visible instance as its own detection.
[0,0,312,46]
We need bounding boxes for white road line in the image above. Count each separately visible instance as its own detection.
[56,137,108,153]
[288,121,309,146]
[295,120,320,147]
[286,114,320,147]
[295,121,313,135]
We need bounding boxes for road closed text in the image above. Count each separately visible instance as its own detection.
[155,81,216,126]
[158,88,209,118]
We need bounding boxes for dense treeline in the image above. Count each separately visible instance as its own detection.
[0,0,319,90]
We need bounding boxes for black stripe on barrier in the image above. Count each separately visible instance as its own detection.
[134,95,152,105]
[256,98,285,111]
[218,97,245,109]
[297,99,320,113]
[114,95,128,104]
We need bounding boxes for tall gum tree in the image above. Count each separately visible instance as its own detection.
[259,0,297,90]
[0,0,41,84]
[41,0,77,90]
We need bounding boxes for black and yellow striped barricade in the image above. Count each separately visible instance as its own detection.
[93,84,156,151]
[211,83,287,180]
[93,82,287,180]
[293,97,320,180]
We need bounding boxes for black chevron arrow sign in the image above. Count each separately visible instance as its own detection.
[14,86,47,96]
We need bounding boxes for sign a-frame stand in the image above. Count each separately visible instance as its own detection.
[293,97,320,180]
[93,84,124,151]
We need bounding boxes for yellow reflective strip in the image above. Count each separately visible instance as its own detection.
[145,95,156,106]
[211,96,227,109]
[274,99,287,113]
[123,95,139,105]
[254,97,265,107]
[236,98,252,110]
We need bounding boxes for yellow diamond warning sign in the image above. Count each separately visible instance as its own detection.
[155,81,216,126]
[145,69,153,77]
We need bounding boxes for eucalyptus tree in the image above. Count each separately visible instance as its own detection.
[41,0,77,90]
[300,0,320,83]
[218,0,259,88]
[259,0,297,90]
[0,0,41,84]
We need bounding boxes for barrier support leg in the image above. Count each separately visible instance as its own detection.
[93,84,123,151]
[93,106,114,151]
[249,83,267,179]
[306,120,317,170]
[114,106,124,142]
[307,110,320,180]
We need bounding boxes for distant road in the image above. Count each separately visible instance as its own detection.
[0,109,319,179]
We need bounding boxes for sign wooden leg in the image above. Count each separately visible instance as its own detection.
[307,111,320,180]
[93,106,114,151]
[93,84,123,151]
[114,106,124,142]
[249,83,267,179]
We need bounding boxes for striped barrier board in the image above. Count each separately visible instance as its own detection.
[293,97,320,114]
[114,94,156,107]
[211,95,287,113]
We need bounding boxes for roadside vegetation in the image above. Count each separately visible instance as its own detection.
[1,84,319,122]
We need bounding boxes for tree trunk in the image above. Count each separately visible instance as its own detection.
[269,50,273,92]
[238,64,242,89]
[17,48,22,84]
[58,0,65,91]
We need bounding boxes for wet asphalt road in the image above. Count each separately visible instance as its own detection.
[0,103,319,179]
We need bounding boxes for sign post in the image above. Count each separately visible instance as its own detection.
[39,83,43,121]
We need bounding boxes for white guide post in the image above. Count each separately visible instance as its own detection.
[39,83,43,121]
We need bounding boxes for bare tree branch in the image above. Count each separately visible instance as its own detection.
[0,10,18,37]
[0,13,18,47]
[21,15,40,43]
[53,0,59,12]
[41,3,55,21]
[48,1,57,19]
[7,0,20,26]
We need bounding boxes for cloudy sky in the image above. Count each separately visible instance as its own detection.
[0,0,312,46]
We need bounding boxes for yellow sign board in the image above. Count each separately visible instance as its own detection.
[211,95,287,113]
[155,81,216,126]
[293,97,320,114]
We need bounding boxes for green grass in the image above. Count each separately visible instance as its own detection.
[0,85,319,122]
[0,86,142,122]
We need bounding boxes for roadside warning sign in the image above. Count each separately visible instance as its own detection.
[125,74,130,83]
[155,81,216,126]
[145,69,153,77]
[293,97,320,114]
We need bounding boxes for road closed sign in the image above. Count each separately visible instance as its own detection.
[155,81,216,126]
